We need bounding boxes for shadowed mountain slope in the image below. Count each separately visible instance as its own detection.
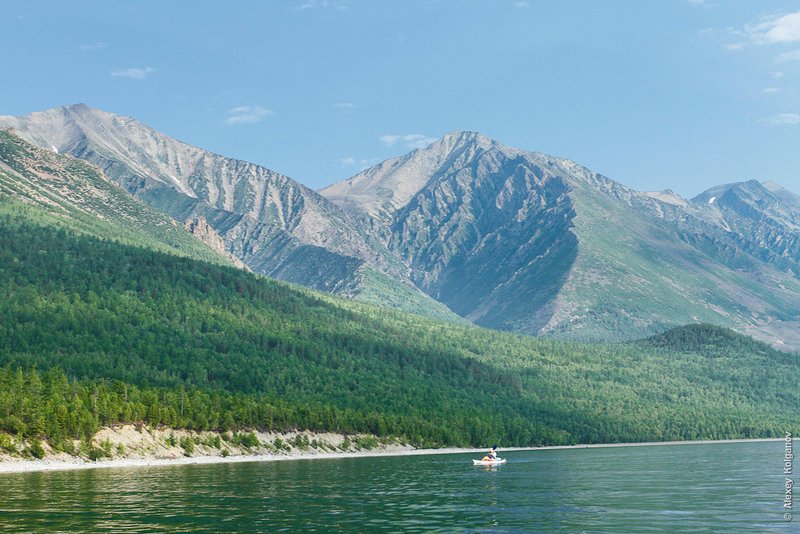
[323,132,800,350]
[0,129,229,264]
[0,105,461,322]
[4,105,799,349]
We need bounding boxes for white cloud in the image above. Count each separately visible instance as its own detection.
[773,71,786,79]
[724,10,800,52]
[224,106,274,126]
[765,113,800,125]
[514,1,530,8]
[297,0,349,11]
[739,10,800,46]
[687,0,719,8]
[764,87,781,93]
[404,134,438,149]
[335,102,356,114]
[379,135,401,146]
[341,156,378,169]
[79,42,107,51]
[110,67,154,79]
[777,49,800,62]
[758,11,800,44]
[380,133,437,149]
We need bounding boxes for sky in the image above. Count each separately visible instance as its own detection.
[2,0,800,198]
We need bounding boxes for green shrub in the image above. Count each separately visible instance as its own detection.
[204,434,222,449]
[87,446,107,461]
[56,437,74,455]
[0,433,14,452]
[239,432,260,449]
[292,434,310,450]
[28,438,45,459]
[179,436,195,455]
[354,436,378,450]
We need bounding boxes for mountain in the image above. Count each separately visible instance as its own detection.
[323,131,800,350]
[0,129,229,265]
[689,180,800,273]
[324,131,577,332]
[4,105,800,350]
[2,197,799,449]
[0,105,461,322]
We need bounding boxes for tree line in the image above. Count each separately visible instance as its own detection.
[1,197,798,451]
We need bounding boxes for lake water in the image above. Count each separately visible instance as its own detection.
[0,440,793,533]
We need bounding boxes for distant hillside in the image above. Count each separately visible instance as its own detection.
[4,106,800,350]
[635,323,789,360]
[1,197,799,449]
[0,129,228,264]
[323,131,800,350]
[0,105,461,324]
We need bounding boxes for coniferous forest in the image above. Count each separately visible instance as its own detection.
[1,193,799,453]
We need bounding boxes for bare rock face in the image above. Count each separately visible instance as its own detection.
[0,130,229,265]
[184,216,249,271]
[4,105,800,350]
[0,105,458,322]
[0,105,395,280]
[322,131,800,350]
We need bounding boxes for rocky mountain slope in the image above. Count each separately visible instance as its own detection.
[323,132,800,351]
[0,105,460,322]
[4,105,799,350]
[0,129,229,265]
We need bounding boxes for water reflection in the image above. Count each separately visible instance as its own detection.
[0,441,792,533]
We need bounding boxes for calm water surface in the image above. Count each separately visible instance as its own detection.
[0,440,792,533]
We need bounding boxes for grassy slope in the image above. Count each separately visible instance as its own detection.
[1,194,798,447]
[546,177,800,343]
[0,130,228,265]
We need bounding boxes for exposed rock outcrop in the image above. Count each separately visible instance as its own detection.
[184,216,250,271]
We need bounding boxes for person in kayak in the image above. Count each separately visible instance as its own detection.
[481,448,498,461]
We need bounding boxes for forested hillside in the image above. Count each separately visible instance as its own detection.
[0,130,228,266]
[1,193,798,453]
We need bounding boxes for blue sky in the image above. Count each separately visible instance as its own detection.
[3,0,800,197]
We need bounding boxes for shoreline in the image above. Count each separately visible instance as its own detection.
[0,436,782,475]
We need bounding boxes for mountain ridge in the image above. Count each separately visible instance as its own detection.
[322,131,800,350]
[0,105,462,323]
[3,105,800,350]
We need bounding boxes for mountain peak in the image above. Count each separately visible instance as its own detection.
[320,130,521,220]
[438,130,492,146]
[762,180,784,192]
[65,102,92,113]
[644,189,688,207]
[433,130,521,157]
[692,179,767,204]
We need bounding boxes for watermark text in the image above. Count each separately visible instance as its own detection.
[785,432,793,522]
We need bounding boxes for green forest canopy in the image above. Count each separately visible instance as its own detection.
[1,193,798,450]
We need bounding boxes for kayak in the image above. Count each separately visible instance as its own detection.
[472,458,506,465]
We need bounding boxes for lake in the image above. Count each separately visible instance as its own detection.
[0,440,793,533]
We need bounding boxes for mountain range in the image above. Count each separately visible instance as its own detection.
[2,104,799,351]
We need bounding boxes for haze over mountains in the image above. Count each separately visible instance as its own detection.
[2,104,799,351]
